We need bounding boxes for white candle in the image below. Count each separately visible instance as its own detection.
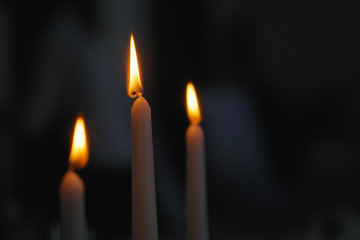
[60,170,86,240]
[185,82,208,240]
[60,116,89,240]
[128,34,158,240]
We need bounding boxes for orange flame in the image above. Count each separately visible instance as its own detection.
[128,34,143,98]
[186,82,202,124]
[69,116,89,169]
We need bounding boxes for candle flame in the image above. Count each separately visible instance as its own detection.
[69,116,89,169]
[186,82,202,124]
[128,34,143,98]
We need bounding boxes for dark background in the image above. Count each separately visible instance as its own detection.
[1,0,360,239]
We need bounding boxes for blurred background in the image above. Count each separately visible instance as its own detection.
[1,0,360,239]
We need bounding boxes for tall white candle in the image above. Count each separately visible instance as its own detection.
[60,116,89,240]
[128,34,158,240]
[185,82,208,240]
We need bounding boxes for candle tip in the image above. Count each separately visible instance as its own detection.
[186,82,202,124]
[128,34,143,98]
[69,116,89,169]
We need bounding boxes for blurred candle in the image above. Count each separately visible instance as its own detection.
[60,116,89,240]
[186,82,208,240]
[128,34,158,240]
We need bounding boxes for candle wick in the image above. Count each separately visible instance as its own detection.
[136,91,143,97]
[68,163,76,172]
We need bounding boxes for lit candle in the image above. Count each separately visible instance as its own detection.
[60,116,89,240]
[185,82,208,240]
[128,34,158,240]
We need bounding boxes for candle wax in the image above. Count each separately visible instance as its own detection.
[186,123,208,240]
[60,170,87,240]
[131,95,158,240]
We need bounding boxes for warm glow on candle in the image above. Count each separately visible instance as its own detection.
[69,116,89,169]
[186,82,202,124]
[128,34,143,98]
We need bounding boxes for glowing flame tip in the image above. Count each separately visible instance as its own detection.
[186,82,202,124]
[69,116,89,169]
[128,34,143,98]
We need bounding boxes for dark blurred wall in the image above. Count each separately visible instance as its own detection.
[0,3,17,239]
[1,0,360,239]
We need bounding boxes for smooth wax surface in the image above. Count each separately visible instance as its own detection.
[60,170,87,240]
[131,96,158,240]
[186,124,208,240]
